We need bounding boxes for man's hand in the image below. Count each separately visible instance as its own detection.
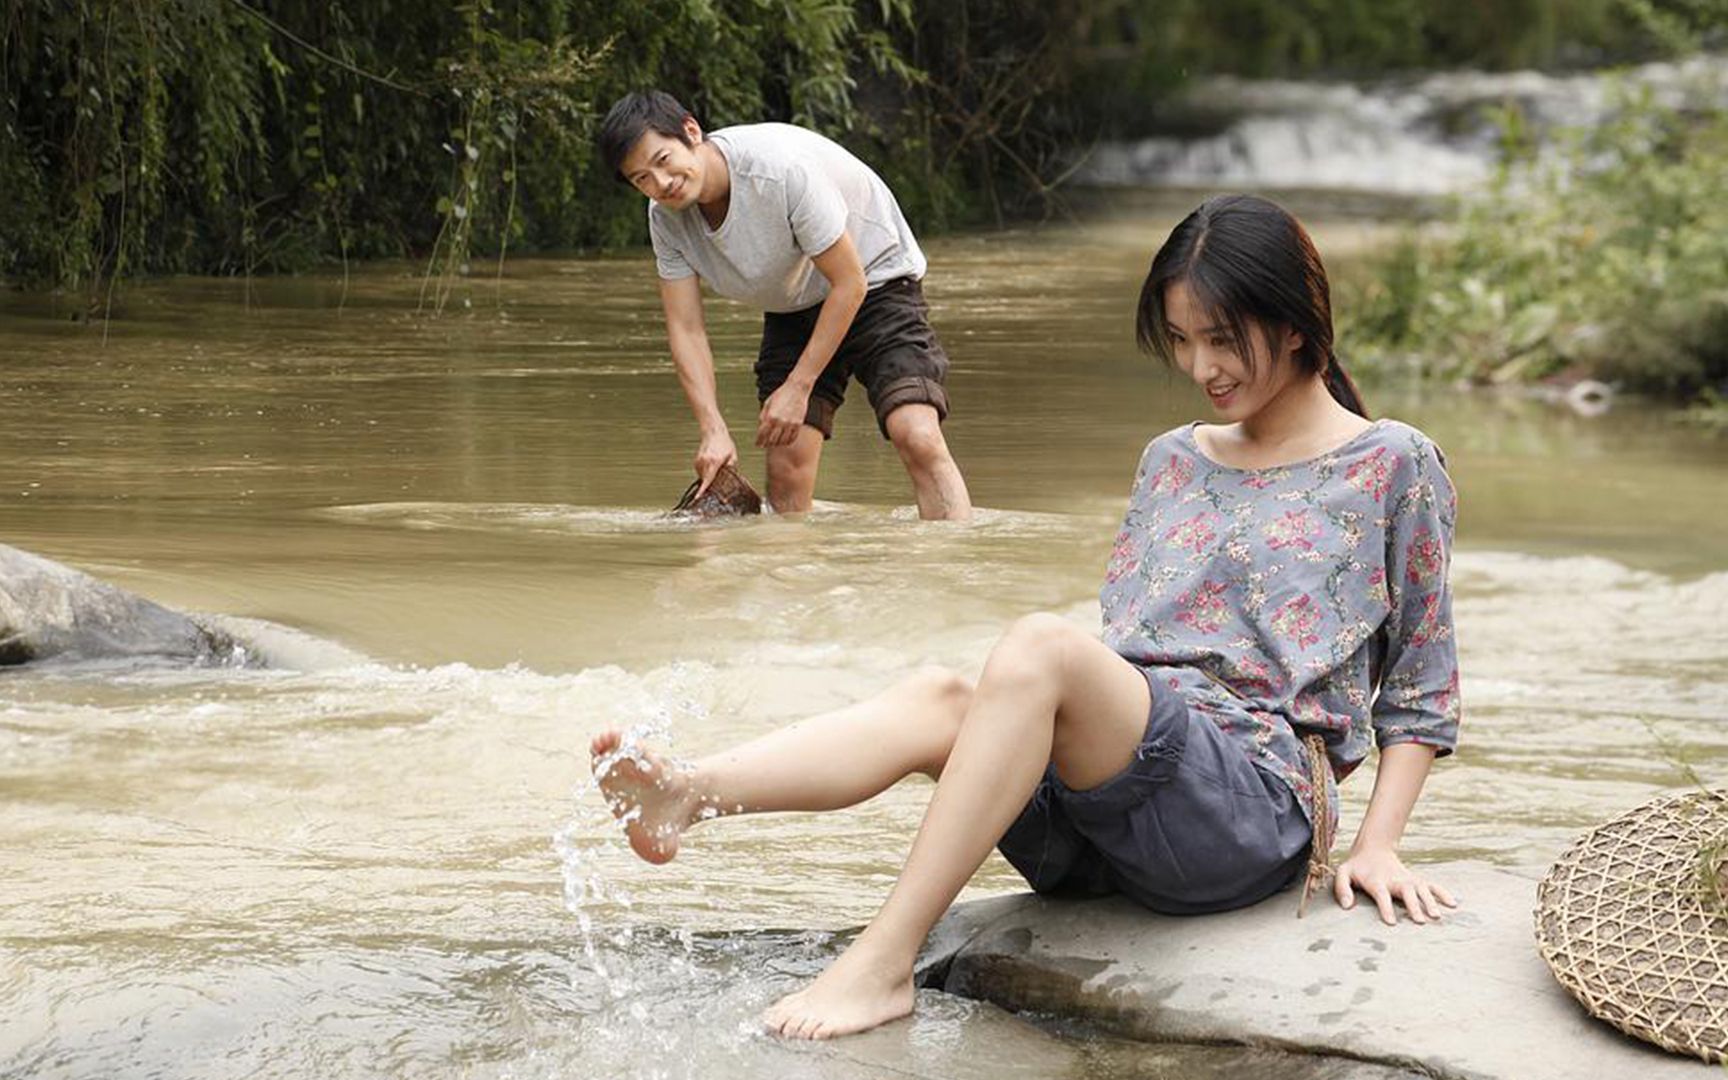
[1333,843,1457,926]
[693,429,738,496]
[756,381,810,448]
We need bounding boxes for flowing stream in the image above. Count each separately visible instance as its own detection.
[4,99,1728,1078]
[1081,54,1728,194]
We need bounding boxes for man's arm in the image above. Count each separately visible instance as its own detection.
[659,274,737,494]
[755,232,868,448]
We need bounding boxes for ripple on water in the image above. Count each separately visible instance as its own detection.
[4,550,1726,1077]
[313,499,1101,538]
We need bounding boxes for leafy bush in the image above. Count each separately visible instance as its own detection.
[0,0,912,298]
[1342,87,1728,404]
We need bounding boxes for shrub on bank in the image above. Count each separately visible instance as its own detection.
[1342,88,1728,414]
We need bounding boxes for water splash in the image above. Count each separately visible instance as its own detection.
[553,665,713,1006]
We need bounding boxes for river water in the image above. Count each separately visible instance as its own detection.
[3,207,1727,1079]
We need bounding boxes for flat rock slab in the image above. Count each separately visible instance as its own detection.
[918,860,1715,1079]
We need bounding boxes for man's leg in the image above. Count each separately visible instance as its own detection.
[764,425,824,513]
[884,403,972,522]
[589,667,972,864]
[763,614,1150,1039]
[756,304,846,514]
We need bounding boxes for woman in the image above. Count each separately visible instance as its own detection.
[589,193,1461,1040]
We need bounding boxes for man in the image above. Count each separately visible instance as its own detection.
[597,91,972,520]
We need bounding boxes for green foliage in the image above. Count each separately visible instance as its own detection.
[1680,389,1728,431]
[1,0,1722,296]
[1112,0,1724,85]
[1342,88,1728,404]
[0,0,914,296]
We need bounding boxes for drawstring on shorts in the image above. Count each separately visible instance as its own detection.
[1296,731,1334,918]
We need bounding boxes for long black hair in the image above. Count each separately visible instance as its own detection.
[1135,194,1368,418]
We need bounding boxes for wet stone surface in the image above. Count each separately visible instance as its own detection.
[918,862,1717,1079]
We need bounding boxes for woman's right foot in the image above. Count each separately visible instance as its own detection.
[589,730,701,864]
[762,934,917,1039]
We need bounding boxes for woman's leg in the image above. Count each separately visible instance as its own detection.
[762,613,1154,1039]
[590,666,972,864]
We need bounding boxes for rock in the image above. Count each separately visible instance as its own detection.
[919,861,1714,1079]
[0,542,242,666]
[1563,379,1614,417]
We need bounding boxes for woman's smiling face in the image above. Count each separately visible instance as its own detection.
[1162,278,1304,421]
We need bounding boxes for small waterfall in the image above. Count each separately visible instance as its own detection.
[1079,55,1728,195]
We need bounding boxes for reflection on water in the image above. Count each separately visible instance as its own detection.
[2,215,1726,1078]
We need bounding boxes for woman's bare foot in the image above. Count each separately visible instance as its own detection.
[762,936,916,1040]
[589,730,702,864]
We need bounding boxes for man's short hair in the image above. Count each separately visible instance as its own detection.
[597,91,696,182]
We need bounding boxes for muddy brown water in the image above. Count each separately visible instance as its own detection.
[3,211,1726,1078]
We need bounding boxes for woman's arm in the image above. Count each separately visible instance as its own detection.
[1338,435,1462,926]
[1333,742,1458,924]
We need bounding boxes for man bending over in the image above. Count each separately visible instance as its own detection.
[597,91,972,520]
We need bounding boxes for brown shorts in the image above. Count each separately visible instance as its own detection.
[756,276,952,440]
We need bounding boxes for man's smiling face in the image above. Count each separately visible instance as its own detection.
[619,119,705,210]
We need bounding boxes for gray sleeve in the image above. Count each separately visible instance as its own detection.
[782,159,848,258]
[1372,437,1462,756]
[648,205,695,281]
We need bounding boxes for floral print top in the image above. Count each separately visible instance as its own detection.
[1100,419,1461,826]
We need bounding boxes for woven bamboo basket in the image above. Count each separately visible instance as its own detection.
[1534,789,1728,1063]
[670,463,763,518]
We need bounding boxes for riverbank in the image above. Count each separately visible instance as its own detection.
[1072,55,1728,420]
[1341,99,1728,422]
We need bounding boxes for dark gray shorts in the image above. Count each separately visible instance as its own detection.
[997,667,1313,915]
[756,276,951,440]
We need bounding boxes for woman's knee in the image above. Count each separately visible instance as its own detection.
[904,665,972,711]
[987,613,1081,688]
[1006,612,1081,655]
[899,666,970,774]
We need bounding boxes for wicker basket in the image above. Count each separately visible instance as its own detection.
[670,463,763,518]
[1535,790,1728,1063]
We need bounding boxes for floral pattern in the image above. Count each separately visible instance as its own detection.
[1269,594,1322,649]
[1164,512,1220,555]
[1175,579,1231,634]
[1100,420,1461,823]
[1105,529,1139,584]
[1147,455,1194,497]
[1405,527,1444,586]
[1345,446,1394,501]
[1264,509,1321,551]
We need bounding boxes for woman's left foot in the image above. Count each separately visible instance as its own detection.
[762,939,915,1040]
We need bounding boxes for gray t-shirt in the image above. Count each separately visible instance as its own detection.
[647,123,926,313]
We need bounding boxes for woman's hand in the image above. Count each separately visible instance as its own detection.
[1333,843,1457,926]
